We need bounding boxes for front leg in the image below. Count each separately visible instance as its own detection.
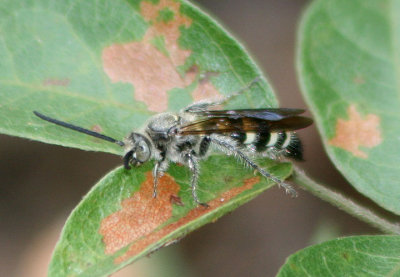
[152,158,169,198]
[186,152,209,207]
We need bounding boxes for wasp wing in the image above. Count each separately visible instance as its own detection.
[178,115,313,135]
[189,108,306,121]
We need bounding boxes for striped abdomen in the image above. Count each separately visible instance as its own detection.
[231,131,303,160]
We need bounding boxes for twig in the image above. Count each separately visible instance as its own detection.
[292,165,400,235]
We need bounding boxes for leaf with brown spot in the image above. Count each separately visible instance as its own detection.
[101,0,224,112]
[298,0,400,214]
[49,157,292,276]
[0,0,298,276]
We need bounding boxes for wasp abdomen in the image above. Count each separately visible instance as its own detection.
[231,131,303,161]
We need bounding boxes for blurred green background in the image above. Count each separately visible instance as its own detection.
[0,1,377,276]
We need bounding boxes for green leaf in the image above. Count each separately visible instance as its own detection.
[49,158,292,276]
[0,0,277,155]
[0,0,295,275]
[277,235,400,277]
[297,0,400,214]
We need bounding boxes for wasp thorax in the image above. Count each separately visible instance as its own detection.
[145,113,181,142]
[147,113,179,132]
[123,133,152,169]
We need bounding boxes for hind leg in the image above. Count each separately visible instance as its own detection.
[210,135,297,197]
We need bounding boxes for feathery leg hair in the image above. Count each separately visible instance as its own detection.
[186,152,209,207]
[209,135,297,197]
[33,111,125,146]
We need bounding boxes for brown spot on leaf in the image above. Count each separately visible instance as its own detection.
[289,262,299,270]
[102,0,222,112]
[353,75,365,85]
[89,125,105,143]
[113,175,261,263]
[141,0,192,67]
[91,124,103,133]
[329,105,382,158]
[103,43,185,112]
[243,176,261,187]
[224,176,234,183]
[42,78,70,87]
[184,66,221,102]
[99,172,179,254]
[192,73,222,103]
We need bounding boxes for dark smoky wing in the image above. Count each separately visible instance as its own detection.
[191,108,306,121]
[268,116,313,131]
[178,116,313,135]
[178,118,262,135]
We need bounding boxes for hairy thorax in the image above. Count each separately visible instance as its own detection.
[145,113,200,162]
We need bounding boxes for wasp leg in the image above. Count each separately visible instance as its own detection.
[186,152,209,207]
[152,159,169,198]
[198,136,211,157]
[184,77,261,112]
[209,135,297,197]
[123,150,134,169]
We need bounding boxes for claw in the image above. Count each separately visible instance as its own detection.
[282,183,298,198]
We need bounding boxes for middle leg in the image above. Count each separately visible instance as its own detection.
[152,158,169,198]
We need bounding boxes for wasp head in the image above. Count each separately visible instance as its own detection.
[123,133,152,169]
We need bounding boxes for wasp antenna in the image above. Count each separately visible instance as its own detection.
[33,111,125,147]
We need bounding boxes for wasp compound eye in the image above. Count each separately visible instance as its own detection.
[135,140,151,163]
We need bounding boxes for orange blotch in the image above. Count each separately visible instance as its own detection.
[91,124,103,133]
[114,175,261,263]
[192,80,221,102]
[329,105,382,158]
[243,176,261,187]
[353,75,365,85]
[102,0,189,112]
[102,43,185,112]
[42,78,70,87]
[188,69,222,102]
[102,0,222,112]
[141,0,192,66]
[89,124,105,143]
[99,172,179,254]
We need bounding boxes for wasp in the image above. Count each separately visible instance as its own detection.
[33,80,312,207]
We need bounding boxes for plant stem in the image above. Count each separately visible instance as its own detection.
[292,166,400,235]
